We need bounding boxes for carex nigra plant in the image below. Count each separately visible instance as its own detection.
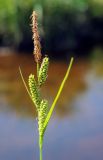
[19,11,74,160]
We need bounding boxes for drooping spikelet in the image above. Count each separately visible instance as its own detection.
[31,11,42,63]
[28,74,41,110]
[38,57,49,86]
[38,99,48,136]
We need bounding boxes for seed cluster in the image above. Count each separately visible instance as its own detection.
[38,99,48,136]
[31,11,41,63]
[38,57,49,86]
[28,74,41,110]
[28,57,49,136]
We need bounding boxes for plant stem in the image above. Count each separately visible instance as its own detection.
[37,62,39,80]
[39,136,43,160]
[40,145,42,160]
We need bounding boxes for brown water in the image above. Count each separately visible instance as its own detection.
[0,53,103,160]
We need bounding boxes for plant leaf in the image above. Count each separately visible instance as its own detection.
[19,67,32,101]
[43,57,74,133]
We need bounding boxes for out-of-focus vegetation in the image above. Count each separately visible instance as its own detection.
[0,0,103,58]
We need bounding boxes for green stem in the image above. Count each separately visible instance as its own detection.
[40,145,42,160]
[39,136,43,160]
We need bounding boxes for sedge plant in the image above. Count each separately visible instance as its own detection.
[19,11,74,160]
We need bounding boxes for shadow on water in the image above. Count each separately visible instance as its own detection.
[0,52,103,160]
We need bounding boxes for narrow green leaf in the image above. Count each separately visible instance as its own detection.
[43,57,74,133]
[19,67,33,101]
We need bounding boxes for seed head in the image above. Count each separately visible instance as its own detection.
[31,11,42,63]
[38,56,49,86]
[28,74,41,110]
[38,99,48,136]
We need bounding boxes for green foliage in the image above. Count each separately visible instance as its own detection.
[1,0,103,51]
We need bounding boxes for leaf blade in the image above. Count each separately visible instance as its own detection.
[43,57,74,133]
[19,67,32,101]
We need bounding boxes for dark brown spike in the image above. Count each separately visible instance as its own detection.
[31,11,42,63]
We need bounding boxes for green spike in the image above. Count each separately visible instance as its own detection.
[28,74,41,110]
[38,99,48,137]
[38,57,49,86]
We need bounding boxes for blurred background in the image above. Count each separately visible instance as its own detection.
[0,0,103,160]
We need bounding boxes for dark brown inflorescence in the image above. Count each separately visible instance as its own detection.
[31,11,42,63]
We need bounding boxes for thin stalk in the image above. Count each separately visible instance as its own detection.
[37,62,39,81]
[39,136,43,160]
[40,145,42,160]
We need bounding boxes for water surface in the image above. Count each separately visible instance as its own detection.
[0,53,103,160]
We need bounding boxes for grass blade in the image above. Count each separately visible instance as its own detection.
[19,67,32,100]
[43,57,74,132]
